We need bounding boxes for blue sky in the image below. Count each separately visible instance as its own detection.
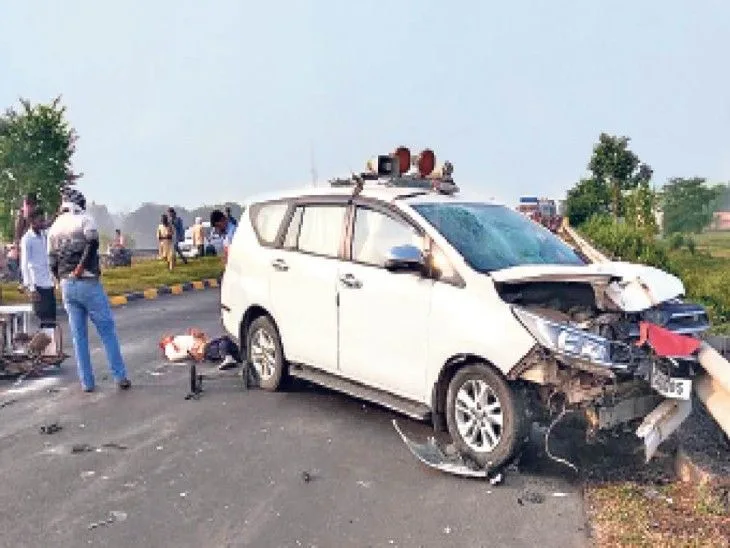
[2,0,728,212]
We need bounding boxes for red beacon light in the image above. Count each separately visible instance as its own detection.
[393,146,411,175]
[414,148,436,177]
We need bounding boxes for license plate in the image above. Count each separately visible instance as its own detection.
[650,364,692,400]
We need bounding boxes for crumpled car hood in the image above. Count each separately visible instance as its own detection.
[491,262,685,313]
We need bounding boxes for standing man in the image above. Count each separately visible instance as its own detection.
[47,187,131,392]
[210,209,236,264]
[167,208,188,264]
[113,229,125,249]
[20,208,56,328]
[191,216,205,257]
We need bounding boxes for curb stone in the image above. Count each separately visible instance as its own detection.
[108,277,221,307]
[675,447,720,486]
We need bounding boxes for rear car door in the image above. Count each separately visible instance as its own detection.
[268,200,348,372]
[337,201,433,401]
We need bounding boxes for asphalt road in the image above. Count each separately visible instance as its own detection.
[0,291,589,548]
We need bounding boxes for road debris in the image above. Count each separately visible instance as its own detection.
[80,471,96,479]
[301,471,312,483]
[392,420,489,478]
[100,442,128,451]
[87,510,127,530]
[518,490,545,505]
[488,473,503,486]
[39,423,62,435]
[0,398,18,409]
[71,444,94,454]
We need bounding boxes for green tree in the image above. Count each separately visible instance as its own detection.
[565,133,652,226]
[0,96,81,239]
[711,183,730,213]
[661,177,720,235]
[624,180,658,236]
[565,177,611,226]
[587,133,652,218]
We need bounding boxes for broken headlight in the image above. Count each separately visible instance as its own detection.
[512,307,625,369]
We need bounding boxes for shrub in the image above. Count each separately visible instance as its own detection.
[580,214,674,272]
[668,233,685,250]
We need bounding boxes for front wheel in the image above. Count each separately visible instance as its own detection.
[246,316,286,391]
[445,363,524,470]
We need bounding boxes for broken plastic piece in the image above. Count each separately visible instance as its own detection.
[636,398,692,462]
[544,406,579,473]
[392,420,489,478]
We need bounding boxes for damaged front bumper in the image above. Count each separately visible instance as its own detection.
[511,306,717,465]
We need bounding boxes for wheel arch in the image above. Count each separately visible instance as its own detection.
[430,353,507,431]
[239,305,283,359]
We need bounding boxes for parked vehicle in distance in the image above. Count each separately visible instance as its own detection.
[221,146,712,476]
[180,221,222,258]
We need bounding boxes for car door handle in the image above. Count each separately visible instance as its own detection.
[339,273,362,289]
[271,259,289,272]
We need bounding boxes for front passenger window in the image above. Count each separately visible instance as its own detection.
[351,207,422,267]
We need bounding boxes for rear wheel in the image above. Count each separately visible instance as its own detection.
[246,316,285,391]
[445,363,524,470]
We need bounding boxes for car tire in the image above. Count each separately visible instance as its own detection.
[445,363,524,471]
[246,316,286,391]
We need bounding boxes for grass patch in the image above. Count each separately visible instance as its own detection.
[1,256,223,305]
[693,231,730,259]
[586,481,730,547]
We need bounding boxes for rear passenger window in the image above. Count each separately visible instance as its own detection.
[251,202,288,245]
[295,205,347,258]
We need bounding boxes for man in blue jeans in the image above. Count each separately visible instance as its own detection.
[47,187,131,392]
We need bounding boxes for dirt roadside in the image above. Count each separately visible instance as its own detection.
[582,403,730,547]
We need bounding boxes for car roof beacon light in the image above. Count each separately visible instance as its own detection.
[393,146,411,175]
[415,148,436,177]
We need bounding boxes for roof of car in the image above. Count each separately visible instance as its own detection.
[243,182,506,208]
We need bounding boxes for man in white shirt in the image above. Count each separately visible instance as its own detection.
[20,208,57,328]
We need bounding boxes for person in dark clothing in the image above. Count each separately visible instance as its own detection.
[225,206,238,227]
[167,208,188,264]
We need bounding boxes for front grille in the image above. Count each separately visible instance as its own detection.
[641,300,711,335]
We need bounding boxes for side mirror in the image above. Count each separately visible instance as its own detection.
[384,244,425,272]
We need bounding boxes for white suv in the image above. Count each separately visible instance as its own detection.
[221,154,710,474]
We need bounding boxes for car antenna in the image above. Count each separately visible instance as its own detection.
[309,142,318,187]
[351,173,364,197]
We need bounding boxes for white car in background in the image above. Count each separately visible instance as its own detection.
[180,221,223,258]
